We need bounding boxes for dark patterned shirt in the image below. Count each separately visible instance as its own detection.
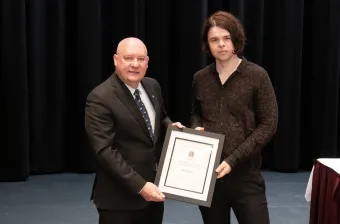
[191,58,278,171]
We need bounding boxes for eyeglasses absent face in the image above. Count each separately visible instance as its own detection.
[113,40,149,88]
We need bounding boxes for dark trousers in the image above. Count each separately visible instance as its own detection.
[97,202,164,224]
[199,171,270,224]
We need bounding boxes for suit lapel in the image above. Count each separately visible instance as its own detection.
[111,74,152,142]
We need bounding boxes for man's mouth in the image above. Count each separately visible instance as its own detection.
[128,71,140,74]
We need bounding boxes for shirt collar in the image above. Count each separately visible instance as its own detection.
[211,56,247,75]
[125,83,142,95]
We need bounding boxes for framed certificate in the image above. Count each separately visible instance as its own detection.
[154,125,225,207]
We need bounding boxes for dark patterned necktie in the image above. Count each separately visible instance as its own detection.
[134,89,154,139]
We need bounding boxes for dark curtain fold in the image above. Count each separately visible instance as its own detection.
[300,0,340,169]
[264,0,305,171]
[1,0,340,181]
[1,0,29,181]
[26,0,67,173]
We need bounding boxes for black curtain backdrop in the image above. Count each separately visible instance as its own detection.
[1,0,340,181]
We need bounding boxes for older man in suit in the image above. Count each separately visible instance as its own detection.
[85,37,184,224]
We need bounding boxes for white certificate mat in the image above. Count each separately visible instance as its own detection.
[155,125,224,207]
[164,138,212,193]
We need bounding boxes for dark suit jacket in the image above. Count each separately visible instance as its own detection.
[85,73,172,210]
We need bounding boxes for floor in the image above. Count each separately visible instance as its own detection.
[0,171,311,224]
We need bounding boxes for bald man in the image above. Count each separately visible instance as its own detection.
[85,37,184,224]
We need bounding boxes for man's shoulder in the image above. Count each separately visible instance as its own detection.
[142,77,161,90]
[193,63,215,80]
[87,75,113,100]
[242,59,268,76]
[143,76,158,85]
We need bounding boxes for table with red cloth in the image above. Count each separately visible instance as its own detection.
[305,158,340,224]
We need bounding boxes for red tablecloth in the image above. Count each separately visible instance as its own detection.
[309,160,340,224]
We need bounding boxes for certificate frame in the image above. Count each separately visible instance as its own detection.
[154,125,225,207]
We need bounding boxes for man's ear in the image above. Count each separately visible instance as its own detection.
[146,56,149,68]
[113,54,118,66]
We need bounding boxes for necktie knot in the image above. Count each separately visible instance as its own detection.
[134,89,141,99]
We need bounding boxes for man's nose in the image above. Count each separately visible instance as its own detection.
[131,58,139,67]
[218,39,225,47]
